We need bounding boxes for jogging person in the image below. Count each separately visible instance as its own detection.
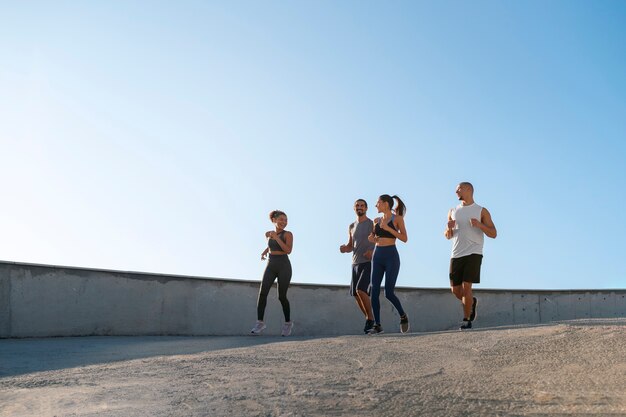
[340,199,375,334]
[444,182,497,330]
[251,210,294,336]
[367,194,410,334]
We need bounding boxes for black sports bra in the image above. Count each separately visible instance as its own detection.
[374,215,397,239]
[268,231,287,252]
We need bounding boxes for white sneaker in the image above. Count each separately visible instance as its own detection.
[251,320,266,335]
[281,321,293,337]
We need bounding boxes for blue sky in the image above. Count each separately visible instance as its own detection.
[1,1,624,290]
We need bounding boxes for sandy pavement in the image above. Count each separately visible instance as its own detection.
[1,319,625,416]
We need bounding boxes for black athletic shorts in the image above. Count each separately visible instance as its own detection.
[449,254,483,286]
[350,262,372,296]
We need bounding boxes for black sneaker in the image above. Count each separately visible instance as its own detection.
[400,314,410,333]
[469,297,478,322]
[368,324,384,335]
[459,319,472,330]
[364,319,375,334]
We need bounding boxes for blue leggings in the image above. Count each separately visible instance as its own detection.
[371,245,406,324]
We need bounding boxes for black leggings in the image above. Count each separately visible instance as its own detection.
[257,255,292,321]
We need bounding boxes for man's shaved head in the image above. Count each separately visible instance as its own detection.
[459,182,474,192]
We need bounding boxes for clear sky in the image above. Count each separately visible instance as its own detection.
[1,1,625,290]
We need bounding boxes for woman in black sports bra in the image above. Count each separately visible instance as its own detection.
[367,194,410,334]
[251,210,294,336]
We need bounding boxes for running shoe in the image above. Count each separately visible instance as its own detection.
[459,319,472,330]
[400,314,410,333]
[469,297,478,321]
[368,324,384,335]
[364,319,375,334]
[250,320,266,335]
[281,321,293,337]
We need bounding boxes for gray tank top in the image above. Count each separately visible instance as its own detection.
[350,219,375,265]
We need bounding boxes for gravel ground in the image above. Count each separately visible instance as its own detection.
[1,319,625,417]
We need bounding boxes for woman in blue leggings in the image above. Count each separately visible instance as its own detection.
[367,194,409,334]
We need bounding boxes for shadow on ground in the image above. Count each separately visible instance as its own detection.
[0,335,318,377]
[1,318,623,378]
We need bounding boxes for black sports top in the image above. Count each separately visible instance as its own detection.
[268,231,287,252]
[374,215,398,239]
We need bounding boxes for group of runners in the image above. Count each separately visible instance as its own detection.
[250,182,497,336]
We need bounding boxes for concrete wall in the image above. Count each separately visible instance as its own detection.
[1,261,624,338]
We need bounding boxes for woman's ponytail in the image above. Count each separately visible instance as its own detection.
[392,195,406,216]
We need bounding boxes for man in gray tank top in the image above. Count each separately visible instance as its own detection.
[444,182,497,330]
[340,199,375,334]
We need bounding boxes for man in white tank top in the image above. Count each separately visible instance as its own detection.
[444,182,497,330]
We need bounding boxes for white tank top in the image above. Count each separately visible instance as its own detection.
[450,203,484,258]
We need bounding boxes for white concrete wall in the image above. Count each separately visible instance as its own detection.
[1,261,625,338]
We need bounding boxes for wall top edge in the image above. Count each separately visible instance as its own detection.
[1,260,624,294]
